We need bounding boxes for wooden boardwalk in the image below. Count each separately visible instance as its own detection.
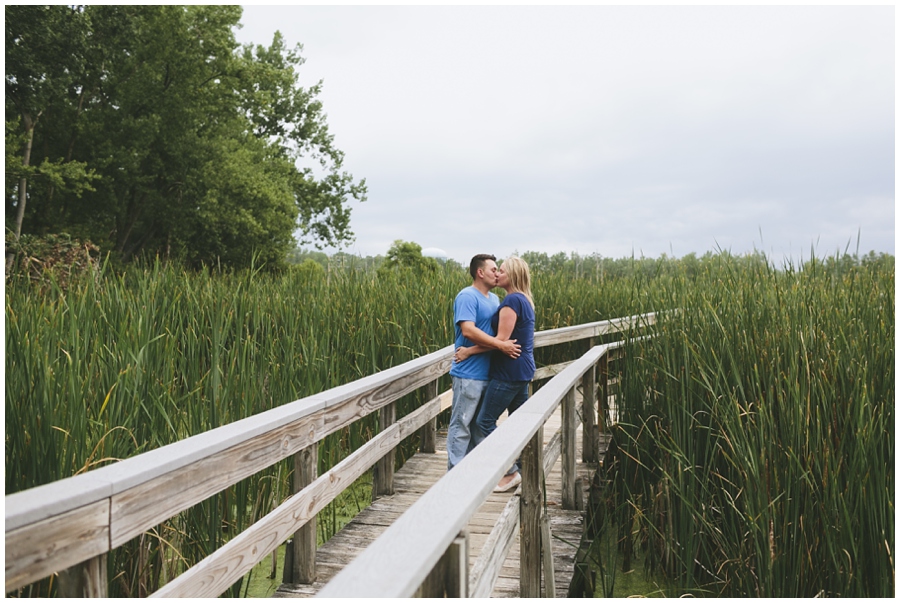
[276,403,607,598]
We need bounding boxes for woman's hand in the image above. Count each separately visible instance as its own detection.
[454,346,474,363]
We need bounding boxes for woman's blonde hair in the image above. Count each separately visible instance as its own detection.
[501,256,534,309]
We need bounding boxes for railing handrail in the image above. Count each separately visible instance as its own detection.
[317,342,620,598]
[5,312,654,593]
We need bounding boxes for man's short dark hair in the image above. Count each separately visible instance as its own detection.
[469,254,496,280]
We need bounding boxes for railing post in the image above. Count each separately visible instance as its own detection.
[598,355,609,434]
[445,531,469,597]
[520,426,543,598]
[581,356,597,463]
[540,508,556,597]
[373,402,396,499]
[420,380,437,453]
[562,386,577,510]
[286,442,317,584]
[57,553,107,598]
[416,530,468,597]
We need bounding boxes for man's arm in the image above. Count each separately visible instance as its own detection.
[455,306,519,362]
[459,320,520,358]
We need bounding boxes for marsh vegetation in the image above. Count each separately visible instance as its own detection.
[5,249,892,596]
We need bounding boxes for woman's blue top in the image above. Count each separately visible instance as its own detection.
[489,292,535,382]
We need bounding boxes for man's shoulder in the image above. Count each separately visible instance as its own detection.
[454,286,477,306]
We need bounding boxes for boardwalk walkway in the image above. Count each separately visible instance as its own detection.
[276,401,608,598]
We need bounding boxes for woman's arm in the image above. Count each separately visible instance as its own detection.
[454,344,487,362]
[495,306,517,342]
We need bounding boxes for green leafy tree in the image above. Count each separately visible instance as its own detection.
[5,6,97,242]
[376,240,439,279]
[5,5,366,269]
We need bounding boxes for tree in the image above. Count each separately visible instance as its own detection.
[5,6,366,269]
[378,240,439,276]
[5,6,97,243]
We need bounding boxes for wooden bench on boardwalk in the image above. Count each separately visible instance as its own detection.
[5,313,655,598]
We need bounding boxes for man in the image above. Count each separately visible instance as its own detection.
[447,253,521,470]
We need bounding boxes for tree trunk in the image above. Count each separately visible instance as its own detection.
[7,112,36,273]
[14,113,36,240]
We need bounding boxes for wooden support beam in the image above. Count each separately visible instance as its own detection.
[289,443,317,584]
[581,354,598,463]
[519,427,543,598]
[416,531,468,597]
[373,402,396,499]
[445,531,468,597]
[469,494,519,597]
[540,509,556,598]
[598,355,609,434]
[561,387,577,510]
[420,381,438,453]
[5,499,109,593]
[150,398,441,598]
[57,553,107,598]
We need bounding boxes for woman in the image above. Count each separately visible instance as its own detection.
[454,255,535,492]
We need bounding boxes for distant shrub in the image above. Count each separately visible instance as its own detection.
[6,232,100,290]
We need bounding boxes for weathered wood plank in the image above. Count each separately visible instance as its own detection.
[290,443,317,584]
[533,313,655,348]
[532,361,572,382]
[469,493,520,597]
[581,353,597,462]
[446,532,469,597]
[7,348,454,555]
[373,402,396,498]
[279,411,604,599]
[419,381,439,453]
[151,396,441,598]
[519,428,543,598]
[58,553,107,598]
[7,313,653,593]
[320,350,452,435]
[5,499,109,593]
[597,354,606,432]
[540,508,556,597]
[317,345,610,598]
[561,387,577,510]
[111,412,323,548]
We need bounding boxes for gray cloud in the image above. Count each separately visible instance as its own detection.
[237,5,894,265]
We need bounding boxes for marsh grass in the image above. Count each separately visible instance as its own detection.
[606,252,894,597]
[6,251,890,596]
[6,256,650,596]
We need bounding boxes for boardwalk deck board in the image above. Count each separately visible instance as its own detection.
[275,398,606,598]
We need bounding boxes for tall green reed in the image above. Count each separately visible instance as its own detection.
[607,252,894,597]
[7,255,651,596]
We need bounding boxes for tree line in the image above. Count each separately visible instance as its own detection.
[5,5,366,269]
[291,242,894,281]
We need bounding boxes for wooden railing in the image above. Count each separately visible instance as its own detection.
[5,312,656,597]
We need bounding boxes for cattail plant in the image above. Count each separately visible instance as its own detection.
[605,252,894,597]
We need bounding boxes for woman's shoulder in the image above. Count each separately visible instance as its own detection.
[505,292,535,318]
[501,291,531,309]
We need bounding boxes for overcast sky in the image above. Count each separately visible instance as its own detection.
[235,5,894,265]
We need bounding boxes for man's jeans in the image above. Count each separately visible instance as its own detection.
[447,377,488,470]
[475,379,530,475]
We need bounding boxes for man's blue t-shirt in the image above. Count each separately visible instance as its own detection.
[450,286,499,380]
[490,292,536,382]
